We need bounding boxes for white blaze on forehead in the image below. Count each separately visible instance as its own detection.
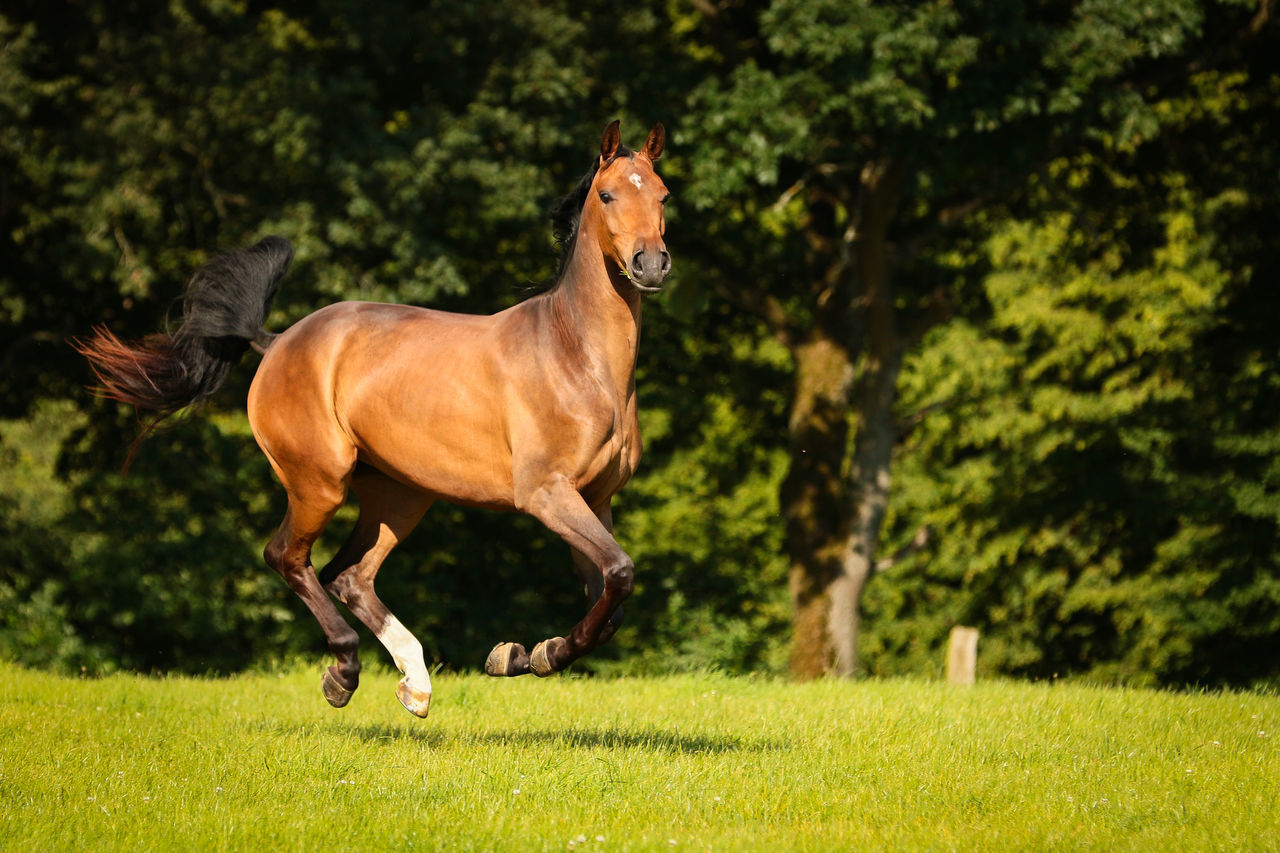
[629,173,643,189]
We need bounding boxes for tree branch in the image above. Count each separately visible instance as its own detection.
[1245,0,1275,36]
[895,393,959,442]
[874,525,933,573]
[902,285,955,350]
[689,0,722,18]
[721,284,796,347]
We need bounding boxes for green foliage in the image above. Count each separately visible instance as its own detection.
[0,402,101,671]
[0,579,92,671]
[1,0,1277,686]
[682,0,1217,225]
[876,58,1280,685]
[1,401,304,672]
[0,0,698,675]
[672,0,1270,682]
[609,308,793,674]
[882,204,1230,682]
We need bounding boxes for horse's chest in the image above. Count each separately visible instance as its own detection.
[578,411,641,502]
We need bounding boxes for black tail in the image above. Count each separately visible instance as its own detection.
[74,236,293,424]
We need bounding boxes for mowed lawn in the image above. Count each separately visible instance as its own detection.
[1,662,1276,851]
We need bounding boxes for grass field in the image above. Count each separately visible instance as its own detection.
[1,662,1277,851]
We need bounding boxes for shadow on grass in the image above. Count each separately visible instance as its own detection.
[260,719,784,754]
[358,723,785,754]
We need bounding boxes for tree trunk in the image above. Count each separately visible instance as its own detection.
[830,338,902,676]
[783,330,855,678]
[829,158,904,676]
[786,157,903,679]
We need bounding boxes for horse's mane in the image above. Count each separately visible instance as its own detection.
[548,145,634,284]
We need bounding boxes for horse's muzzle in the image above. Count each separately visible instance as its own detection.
[630,248,671,293]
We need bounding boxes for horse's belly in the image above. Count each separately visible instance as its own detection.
[337,353,518,508]
[349,410,516,510]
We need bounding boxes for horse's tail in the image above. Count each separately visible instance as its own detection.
[74,235,293,426]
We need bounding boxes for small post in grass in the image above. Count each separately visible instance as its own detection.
[946,626,979,685]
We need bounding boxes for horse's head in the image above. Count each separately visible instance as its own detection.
[589,120,671,293]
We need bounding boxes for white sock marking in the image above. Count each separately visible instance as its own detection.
[376,614,431,694]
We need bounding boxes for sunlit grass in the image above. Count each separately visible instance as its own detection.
[1,662,1276,851]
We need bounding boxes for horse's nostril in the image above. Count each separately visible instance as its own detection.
[632,251,646,275]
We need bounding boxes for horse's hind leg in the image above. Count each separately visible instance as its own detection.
[319,468,434,718]
[264,485,362,708]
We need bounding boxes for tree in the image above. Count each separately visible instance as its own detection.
[4,0,1277,685]
[871,51,1280,686]
[675,0,1269,676]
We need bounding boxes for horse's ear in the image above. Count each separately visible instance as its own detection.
[642,123,665,161]
[600,120,621,162]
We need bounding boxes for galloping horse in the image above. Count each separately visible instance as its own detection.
[77,121,670,717]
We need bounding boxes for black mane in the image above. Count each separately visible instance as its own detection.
[548,145,634,283]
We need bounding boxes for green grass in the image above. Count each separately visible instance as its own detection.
[1,662,1277,851]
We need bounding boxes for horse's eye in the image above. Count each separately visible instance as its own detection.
[599,191,614,204]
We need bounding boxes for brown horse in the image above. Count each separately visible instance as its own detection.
[77,121,670,717]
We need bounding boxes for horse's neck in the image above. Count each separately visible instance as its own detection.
[548,237,641,401]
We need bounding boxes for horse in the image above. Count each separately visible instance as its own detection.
[76,121,671,718]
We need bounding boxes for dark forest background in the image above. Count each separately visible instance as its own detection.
[2,0,1278,687]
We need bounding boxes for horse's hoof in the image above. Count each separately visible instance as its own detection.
[321,667,355,708]
[485,642,523,677]
[396,676,432,718]
[529,638,566,677]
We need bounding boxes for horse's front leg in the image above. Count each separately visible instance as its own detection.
[571,504,626,646]
[486,485,632,677]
